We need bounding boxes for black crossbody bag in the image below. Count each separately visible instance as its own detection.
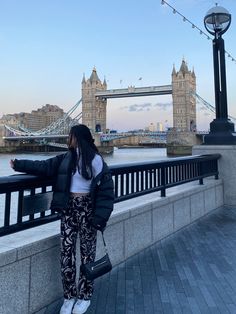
[81,231,112,281]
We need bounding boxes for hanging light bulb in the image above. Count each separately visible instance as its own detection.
[162,0,236,66]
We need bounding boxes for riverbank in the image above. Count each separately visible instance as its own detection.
[0,145,114,155]
[0,144,66,154]
[117,143,166,149]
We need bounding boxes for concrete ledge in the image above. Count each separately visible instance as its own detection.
[0,178,223,313]
[193,145,236,206]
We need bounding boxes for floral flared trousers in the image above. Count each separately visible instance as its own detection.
[60,194,97,300]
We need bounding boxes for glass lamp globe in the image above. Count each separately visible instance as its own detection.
[204,5,231,36]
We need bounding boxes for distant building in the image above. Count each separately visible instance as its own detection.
[0,104,65,132]
[148,123,156,132]
[156,122,163,131]
[0,114,19,129]
[28,104,64,131]
[144,122,164,132]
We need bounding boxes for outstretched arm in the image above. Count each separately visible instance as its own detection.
[10,154,65,177]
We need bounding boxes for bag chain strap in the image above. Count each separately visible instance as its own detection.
[101,230,108,255]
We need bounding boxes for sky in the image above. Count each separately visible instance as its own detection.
[0,0,236,131]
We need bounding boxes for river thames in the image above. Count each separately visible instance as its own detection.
[0,147,168,177]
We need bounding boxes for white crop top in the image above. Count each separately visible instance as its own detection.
[70,154,103,193]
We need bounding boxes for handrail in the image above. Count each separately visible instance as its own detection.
[110,154,220,201]
[0,154,220,237]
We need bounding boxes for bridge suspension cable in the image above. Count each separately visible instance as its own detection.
[4,124,28,136]
[193,92,236,122]
[4,98,82,136]
[32,98,82,135]
[67,112,82,128]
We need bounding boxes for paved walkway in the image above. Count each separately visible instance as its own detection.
[86,207,236,314]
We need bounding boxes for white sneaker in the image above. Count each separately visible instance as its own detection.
[60,298,76,314]
[72,299,91,314]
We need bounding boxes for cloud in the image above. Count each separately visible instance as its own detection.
[153,102,172,111]
[120,102,173,112]
[120,103,152,112]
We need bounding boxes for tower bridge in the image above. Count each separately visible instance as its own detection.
[81,59,198,154]
[81,60,196,139]
[1,59,229,154]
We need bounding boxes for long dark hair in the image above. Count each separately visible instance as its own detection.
[68,124,100,180]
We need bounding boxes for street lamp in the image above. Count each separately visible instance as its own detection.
[203,4,236,144]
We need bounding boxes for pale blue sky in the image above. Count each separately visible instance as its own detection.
[0,0,235,131]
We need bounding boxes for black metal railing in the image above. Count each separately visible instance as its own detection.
[111,154,220,201]
[0,154,220,237]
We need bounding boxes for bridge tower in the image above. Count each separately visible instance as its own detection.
[81,68,107,133]
[167,60,200,155]
[172,59,196,131]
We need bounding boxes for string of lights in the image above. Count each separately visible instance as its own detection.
[161,0,236,65]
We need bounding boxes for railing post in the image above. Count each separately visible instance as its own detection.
[161,166,166,197]
[214,160,219,180]
[198,162,204,185]
[17,190,24,223]
[4,192,11,227]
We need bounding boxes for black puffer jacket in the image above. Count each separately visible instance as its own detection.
[13,151,114,223]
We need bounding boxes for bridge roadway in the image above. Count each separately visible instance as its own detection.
[3,131,208,142]
[2,134,68,140]
[95,85,173,99]
[85,206,236,314]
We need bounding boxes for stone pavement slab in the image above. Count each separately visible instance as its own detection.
[85,206,236,314]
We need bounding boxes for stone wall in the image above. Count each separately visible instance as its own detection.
[167,130,202,155]
[0,178,223,314]
[193,145,236,207]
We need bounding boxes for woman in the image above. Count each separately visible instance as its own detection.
[10,124,114,314]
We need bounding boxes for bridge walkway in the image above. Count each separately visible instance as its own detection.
[86,206,236,314]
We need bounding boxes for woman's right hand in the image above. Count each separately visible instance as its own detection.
[10,159,15,169]
[90,215,106,231]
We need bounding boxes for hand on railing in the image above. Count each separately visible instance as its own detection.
[10,159,15,169]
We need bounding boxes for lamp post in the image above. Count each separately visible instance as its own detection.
[203,4,236,144]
